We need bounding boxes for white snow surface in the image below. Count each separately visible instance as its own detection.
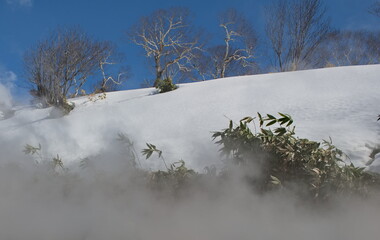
[1,65,380,171]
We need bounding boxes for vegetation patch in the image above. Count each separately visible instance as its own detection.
[22,113,380,202]
[212,113,380,200]
[155,78,178,93]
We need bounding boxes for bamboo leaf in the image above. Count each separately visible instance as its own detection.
[258,112,264,126]
[270,175,281,185]
[266,120,277,126]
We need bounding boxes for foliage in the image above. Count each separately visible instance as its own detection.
[87,92,107,102]
[52,154,64,170]
[23,143,42,156]
[117,132,142,168]
[60,100,75,115]
[142,143,168,169]
[23,143,66,172]
[148,160,197,194]
[155,78,178,93]
[142,143,196,194]
[22,113,380,202]
[24,27,115,112]
[213,113,379,200]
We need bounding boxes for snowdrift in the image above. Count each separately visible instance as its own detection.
[1,65,379,171]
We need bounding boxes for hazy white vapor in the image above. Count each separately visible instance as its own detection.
[6,0,32,7]
[0,68,17,87]
[0,64,379,239]
[0,67,16,118]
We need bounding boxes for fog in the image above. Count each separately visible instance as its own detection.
[0,83,12,109]
[1,65,380,239]
[0,70,16,120]
[0,144,380,240]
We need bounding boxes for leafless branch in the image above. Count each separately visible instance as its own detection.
[369,1,380,17]
[311,30,380,67]
[129,7,203,86]
[24,27,115,107]
[265,0,331,71]
[194,8,257,80]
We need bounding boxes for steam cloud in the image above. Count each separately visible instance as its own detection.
[0,65,379,239]
[0,142,379,240]
[0,69,16,119]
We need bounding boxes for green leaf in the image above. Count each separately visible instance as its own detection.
[274,127,286,136]
[266,120,277,126]
[270,175,281,185]
[278,117,287,123]
[257,112,263,126]
[53,154,64,169]
[23,144,41,155]
[312,168,321,175]
[142,148,154,159]
[286,119,293,127]
[241,116,254,123]
[117,133,126,141]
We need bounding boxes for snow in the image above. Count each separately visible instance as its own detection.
[1,64,380,171]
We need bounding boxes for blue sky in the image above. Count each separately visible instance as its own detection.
[0,0,379,102]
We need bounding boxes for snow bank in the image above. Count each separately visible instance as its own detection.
[0,65,380,240]
[0,65,379,170]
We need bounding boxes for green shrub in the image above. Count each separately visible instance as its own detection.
[213,113,379,200]
[23,115,380,202]
[155,78,178,93]
[24,143,66,173]
[148,160,196,194]
[142,143,196,194]
[60,100,75,115]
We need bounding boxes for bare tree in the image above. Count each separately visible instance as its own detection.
[265,0,287,71]
[24,27,117,109]
[129,7,202,87]
[311,30,380,67]
[191,9,258,80]
[211,9,258,79]
[369,1,380,17]
[265,0,331,71]
[94,51,129,93]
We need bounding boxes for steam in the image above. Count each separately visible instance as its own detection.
[0,143,379,240]
[0,69,16,119]
[0,65,380,239]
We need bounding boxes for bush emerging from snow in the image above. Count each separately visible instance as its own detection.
[212,113,380,201]
[22,113,380,202]
[155,78,178,93]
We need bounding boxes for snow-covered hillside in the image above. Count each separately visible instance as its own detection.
[1,65,380,170]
